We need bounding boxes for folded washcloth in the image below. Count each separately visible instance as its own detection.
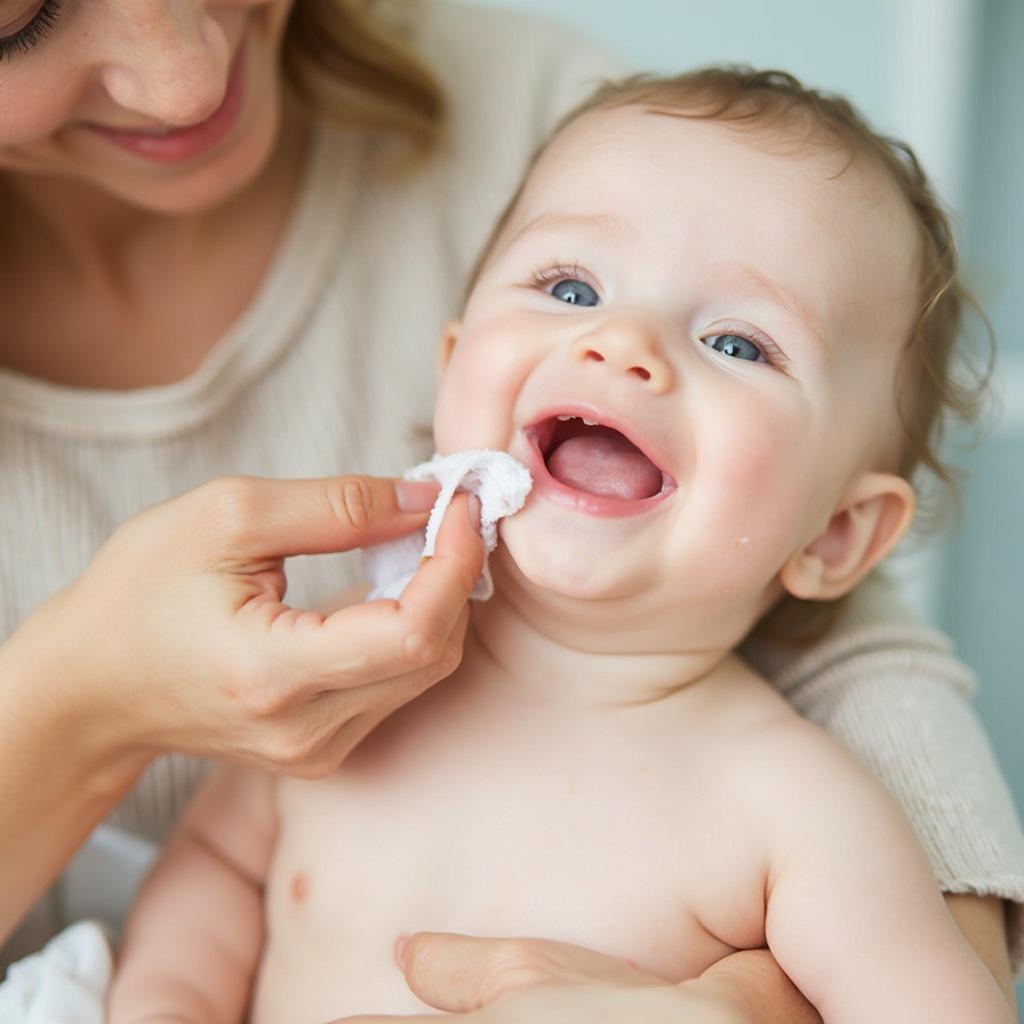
[0,921,112,1024]
[364,450,532,602]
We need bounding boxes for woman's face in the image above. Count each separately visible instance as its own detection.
[0,0,297,213]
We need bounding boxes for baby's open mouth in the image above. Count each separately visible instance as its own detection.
[526,414,674,502]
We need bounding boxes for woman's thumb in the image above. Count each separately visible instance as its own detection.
[394,932,660,1012]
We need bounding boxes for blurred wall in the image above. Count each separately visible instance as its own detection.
[947,7,1024,1013]
[469,0,1023,1010]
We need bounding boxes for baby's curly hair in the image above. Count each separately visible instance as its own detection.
[469,65,993,538]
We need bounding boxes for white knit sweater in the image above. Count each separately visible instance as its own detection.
[1,0,1021,973]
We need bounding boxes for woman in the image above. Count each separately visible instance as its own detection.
[0,1,1019,1020]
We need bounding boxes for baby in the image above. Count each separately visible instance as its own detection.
[108,68,1010,1023]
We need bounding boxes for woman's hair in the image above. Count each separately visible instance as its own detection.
[470,67,993,524]
[282,0,445,149]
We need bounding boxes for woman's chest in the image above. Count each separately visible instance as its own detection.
[0,280,250,391]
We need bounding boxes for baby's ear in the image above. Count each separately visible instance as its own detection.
[437,320,461,375]
[779,472,916,601]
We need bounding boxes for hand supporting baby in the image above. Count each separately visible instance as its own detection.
[331,933,820,1024]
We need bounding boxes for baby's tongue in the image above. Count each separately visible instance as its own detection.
[546,428,662,500]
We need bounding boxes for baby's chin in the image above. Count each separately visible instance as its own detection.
[495,510,653,603]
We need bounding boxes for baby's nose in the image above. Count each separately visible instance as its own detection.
[570,318,674,394]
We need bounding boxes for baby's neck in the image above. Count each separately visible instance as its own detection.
[460,582,734,714]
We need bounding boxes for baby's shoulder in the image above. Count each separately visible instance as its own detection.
[719,697,902,867]
[701,661,880,813]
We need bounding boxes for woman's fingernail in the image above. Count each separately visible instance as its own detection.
[466,495,482,532]
[394,934,411,965]
[396,480,438,513]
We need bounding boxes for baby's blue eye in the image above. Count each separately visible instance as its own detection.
[705,334,763,362]
[551,279,600,307]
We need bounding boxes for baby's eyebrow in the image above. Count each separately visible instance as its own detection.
[726,262,827,357]
[506,211,622,248]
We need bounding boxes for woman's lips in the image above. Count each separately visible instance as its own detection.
[85,40,247,164]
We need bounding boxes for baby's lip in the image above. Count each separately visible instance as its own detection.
[519,403,678,518]
[522,403,676,482]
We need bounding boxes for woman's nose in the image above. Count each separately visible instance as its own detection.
[570,317,675,394]
[97,6,231,126]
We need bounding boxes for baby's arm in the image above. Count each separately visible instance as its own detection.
[107,764,277,1024]
[745,572,1023,991]
[761,723,1013,1024]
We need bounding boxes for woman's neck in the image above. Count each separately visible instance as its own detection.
[0,102,311,389]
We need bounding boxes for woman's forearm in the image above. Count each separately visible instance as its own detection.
[0,634,150,944]
[944,894,1016,1010]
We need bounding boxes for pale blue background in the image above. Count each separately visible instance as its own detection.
[470,0,1024,1011]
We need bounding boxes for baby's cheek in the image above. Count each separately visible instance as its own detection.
[434,319,537,453]
[699,408,817,572]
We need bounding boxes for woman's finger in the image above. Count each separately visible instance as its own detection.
[393,493,484,649]
[395,932,662,1013]
[330,981,738,1023]
[327,1016,437,1023]
[265,495,482,685]
[282,605,466,776]
[192,474,439,559]
[206,604,464,772]
[231,492,479,695]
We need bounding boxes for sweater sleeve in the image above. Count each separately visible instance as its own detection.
[742,572,1024,973]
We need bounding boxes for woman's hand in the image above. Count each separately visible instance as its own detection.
[331,933,821,1024]
[8,474,483,777]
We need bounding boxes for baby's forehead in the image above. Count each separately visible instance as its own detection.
[522,105,905,228]
[504,105,920,341]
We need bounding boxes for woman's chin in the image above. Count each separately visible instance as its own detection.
[87,114,280,216]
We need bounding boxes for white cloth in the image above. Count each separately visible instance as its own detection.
[364,450,532,601]
[0,921,111,1024]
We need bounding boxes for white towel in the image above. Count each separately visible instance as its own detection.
[364,450,532,601]
[0,921,112,1024]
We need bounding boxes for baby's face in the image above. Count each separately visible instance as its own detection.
[434,106,919,644]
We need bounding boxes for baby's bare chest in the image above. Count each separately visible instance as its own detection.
[253,708,772,1022]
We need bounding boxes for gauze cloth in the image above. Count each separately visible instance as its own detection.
[0,921,111,1024]
[363,450,531,602]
